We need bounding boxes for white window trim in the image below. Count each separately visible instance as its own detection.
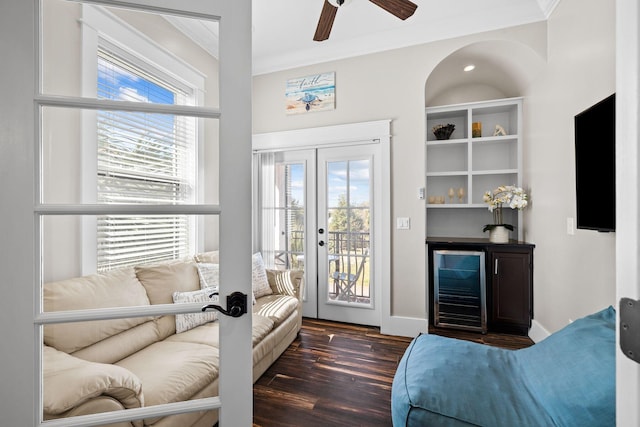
[80,4,206,273]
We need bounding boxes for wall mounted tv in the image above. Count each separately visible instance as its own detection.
[574,93,615,232]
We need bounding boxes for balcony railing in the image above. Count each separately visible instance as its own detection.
[273,230,370,302]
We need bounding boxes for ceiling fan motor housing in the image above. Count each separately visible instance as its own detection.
[329,0,349,7]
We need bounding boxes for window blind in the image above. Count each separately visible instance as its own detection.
[96,49,195,271]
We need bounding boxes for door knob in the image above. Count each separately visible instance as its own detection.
[318,228,325,234]
[202,291,247,318]
[319,241,325,246]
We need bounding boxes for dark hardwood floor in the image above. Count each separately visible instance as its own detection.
[252,318,533,427]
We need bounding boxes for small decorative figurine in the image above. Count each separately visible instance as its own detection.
[494,124,507,136]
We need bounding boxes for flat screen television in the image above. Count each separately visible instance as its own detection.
[574,93,616,232]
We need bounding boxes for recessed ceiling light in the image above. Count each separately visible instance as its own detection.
[464,64,476,72]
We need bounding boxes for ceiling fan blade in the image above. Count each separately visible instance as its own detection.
[314,0,338,41]
[369,0,418,20]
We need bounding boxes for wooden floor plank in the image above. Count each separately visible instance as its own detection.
[252,318,533,427]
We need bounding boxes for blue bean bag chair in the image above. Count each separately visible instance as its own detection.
[391,307,616,426]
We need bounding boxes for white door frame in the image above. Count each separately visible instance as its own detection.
[253,120,391,328]
[0,1,253,425]
[616,1,640,425]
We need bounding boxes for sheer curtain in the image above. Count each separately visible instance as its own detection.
[256,152,276,268]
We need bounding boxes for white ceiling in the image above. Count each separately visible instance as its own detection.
[166,0,559,75]
[251,0,559,75]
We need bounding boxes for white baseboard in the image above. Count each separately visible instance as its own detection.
[381,315,428,338]
[381,315,552,343]
[528,319,551,343]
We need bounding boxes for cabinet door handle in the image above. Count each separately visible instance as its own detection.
[495,259,499,275]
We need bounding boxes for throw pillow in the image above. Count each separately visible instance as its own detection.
[196,263,219,290]
[172,288,218,333]
[266,269,298,296]
[252,252,272,299]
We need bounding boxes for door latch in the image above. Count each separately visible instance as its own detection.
[620,298,640,364]
[202,291,248,318]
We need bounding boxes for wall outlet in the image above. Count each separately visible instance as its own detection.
[566,217,575,235]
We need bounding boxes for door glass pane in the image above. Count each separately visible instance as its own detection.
[326,160,371,305]
[261,159,305,271]
[41,0,219,109]
[41,214,221,425]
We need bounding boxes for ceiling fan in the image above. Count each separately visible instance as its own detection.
[314,0,418,42]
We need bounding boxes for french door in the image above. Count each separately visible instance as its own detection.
[0,1,253,426]
[256,142,383,326]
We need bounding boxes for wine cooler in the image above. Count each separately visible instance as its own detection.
[433,250,487,333]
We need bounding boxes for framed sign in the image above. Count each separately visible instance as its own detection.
[286,72,335,114]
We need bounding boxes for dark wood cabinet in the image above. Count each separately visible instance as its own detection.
[488,248,533,335]
[427,237,534,336]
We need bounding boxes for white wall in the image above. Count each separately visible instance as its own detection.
[253,0,616,334]
[253,22,547,323]
[523,0,616,333]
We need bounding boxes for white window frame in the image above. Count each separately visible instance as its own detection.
[80,4,206,273]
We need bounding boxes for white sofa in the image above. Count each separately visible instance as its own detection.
[42,251,303,427]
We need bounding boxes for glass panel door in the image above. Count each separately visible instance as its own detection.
[27,1,252,426]
[257,150,317,318]
[317,145,380,326]
[256,143,382,326]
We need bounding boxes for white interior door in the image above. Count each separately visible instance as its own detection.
[0,1,253,426]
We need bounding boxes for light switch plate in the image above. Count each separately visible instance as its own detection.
[396,217,410,230]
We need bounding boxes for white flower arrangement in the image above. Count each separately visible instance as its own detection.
[483,185,528,232]
[483,185,528,211]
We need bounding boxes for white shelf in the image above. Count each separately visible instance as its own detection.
[426,138,467,146]
[426,171,468,177]
[471,169,518,176]
[425,97,523,240]
[426,203,505,210]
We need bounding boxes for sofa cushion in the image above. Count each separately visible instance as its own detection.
[252,314,277,345]
[252,252,273,298]
[116,341,219,425]
[43,346,143,424]
[196,263,219,289]
[165,314,275,349]
[72,320,161,365]
[253,295,299,327]
[172,288,218,333]
[194,250,219,264]
[267,269,303,297]
[43,267,154,354]
[165,322,219,347]
[135,260,200,305]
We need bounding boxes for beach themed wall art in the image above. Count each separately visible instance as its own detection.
[286,72,335,115]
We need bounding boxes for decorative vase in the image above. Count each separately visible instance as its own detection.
[489,225,510,243]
